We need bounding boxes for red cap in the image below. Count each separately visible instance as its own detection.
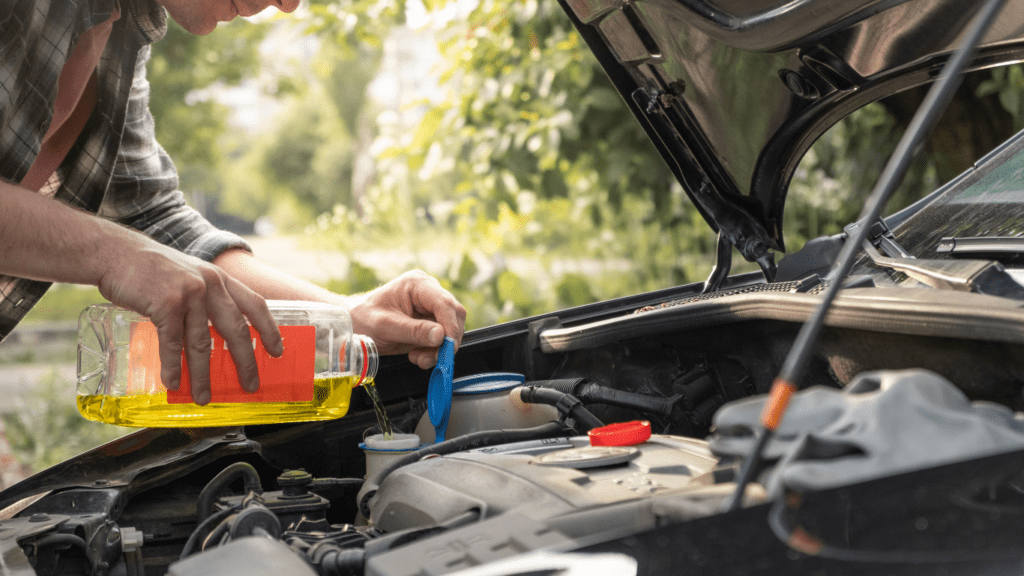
[588,420,652,446]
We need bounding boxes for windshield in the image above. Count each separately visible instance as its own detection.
[888,131,1024,259]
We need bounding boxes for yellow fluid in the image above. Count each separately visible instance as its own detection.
[77,375,363,428]
[362,380,393,439]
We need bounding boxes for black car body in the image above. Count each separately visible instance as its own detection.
[4,1,1024,575]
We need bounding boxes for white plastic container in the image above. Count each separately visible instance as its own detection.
[76,301,377,427]
[360,434,422,478]
[414,373,559,444]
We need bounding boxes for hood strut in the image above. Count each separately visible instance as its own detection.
[632,88,778,289]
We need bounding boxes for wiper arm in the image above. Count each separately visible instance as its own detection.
[860,240,1024,299]
[937,236,1024,257]
[842,218,913,261]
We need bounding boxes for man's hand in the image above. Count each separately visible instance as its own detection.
[99,242,282,405]
[211,252,467,370]
[346,270,467,369]
[0,183,282,406]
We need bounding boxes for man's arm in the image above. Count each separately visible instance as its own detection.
[213,249,466,369]
[0,180,282,405]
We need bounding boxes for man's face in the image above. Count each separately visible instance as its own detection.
[156,0,300,35]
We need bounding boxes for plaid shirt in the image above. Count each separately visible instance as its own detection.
[0,0,250,341]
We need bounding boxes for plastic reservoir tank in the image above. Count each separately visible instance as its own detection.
[414,373,559,445]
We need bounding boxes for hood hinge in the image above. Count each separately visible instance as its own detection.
[632,86,777,290]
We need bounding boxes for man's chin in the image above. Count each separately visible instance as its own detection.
[174,18,218,35]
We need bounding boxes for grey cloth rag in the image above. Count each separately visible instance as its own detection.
[708,369,1024,497]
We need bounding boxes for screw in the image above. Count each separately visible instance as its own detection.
[224,432,242,441]
[94,479,110,486]
[28,514,50,523]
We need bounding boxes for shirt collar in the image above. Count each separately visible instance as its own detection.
[125,0,168,44]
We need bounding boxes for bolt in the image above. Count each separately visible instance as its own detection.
[94,479,110,486]
[224,432,242,441]
[780,69,819,100]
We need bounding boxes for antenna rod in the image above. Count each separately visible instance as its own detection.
[726,0,1009,512]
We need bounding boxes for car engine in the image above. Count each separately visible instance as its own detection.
[5,283,1024,576]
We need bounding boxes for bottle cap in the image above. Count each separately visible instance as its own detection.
[588,420,651,446]
[427,337,455,443]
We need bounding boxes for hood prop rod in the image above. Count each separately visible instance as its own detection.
[726,0,1009,512]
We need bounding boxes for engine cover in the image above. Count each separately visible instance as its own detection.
[369,434,720,533]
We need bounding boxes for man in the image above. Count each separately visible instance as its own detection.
[0,0,466,406]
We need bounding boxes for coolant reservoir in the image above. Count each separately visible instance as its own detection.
[76,301,377,427]
[414,373,559,444]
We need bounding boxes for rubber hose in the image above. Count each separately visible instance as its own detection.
[529,379,674,416]
[180,504,241,560]
[310,478,365,492]
[310,542,365,576]
[517,387,605,431]
[197,462,263,523]
[32,534,87,552]
[357,421,574,520]
[201,516,234,552]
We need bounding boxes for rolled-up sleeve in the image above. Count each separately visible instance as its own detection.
[98,45,250,261]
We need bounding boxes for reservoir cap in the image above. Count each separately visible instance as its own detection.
[428,337,455,443]
[588,420,652,447]
[453,372,525,395]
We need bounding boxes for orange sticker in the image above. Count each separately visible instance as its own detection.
[168,325,316,404]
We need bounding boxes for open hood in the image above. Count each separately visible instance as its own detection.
[557,0,1024,276]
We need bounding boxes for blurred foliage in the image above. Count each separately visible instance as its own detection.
[312,0,710,328]
[2,371,131,473]
[147,18,267,193]
[19,284,106,326]
[143,0,1024,331]
[149,14,377,229]
[304,0,1022,330]
[977,64,1024,132]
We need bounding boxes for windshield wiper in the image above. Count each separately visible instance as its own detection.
[937,236,1024,257]
[860,240,1024,299]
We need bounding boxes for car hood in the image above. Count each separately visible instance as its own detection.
[557,0,1024,263]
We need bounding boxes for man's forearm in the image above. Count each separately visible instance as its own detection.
[213,249,467,369]
[0,180,134,285]
[211,248,357,308]
[0,180,285,404]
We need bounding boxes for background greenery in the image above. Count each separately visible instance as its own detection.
[3,0,1023,477]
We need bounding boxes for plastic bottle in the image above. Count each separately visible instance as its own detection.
[76,301,377,427]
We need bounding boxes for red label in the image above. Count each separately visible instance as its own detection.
[168,325,316,404]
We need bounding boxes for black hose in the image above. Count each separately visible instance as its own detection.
[357,421,574,520]
[310,478,365,492]
[517,386,605,431]
[197,462,263,523]
[310,543,365,576]
[180,504,242,560]
[202,516,234,552]
[32,534,87,552]
[529,379,675,416]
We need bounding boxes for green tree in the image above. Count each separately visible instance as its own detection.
[147,18,269,194]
